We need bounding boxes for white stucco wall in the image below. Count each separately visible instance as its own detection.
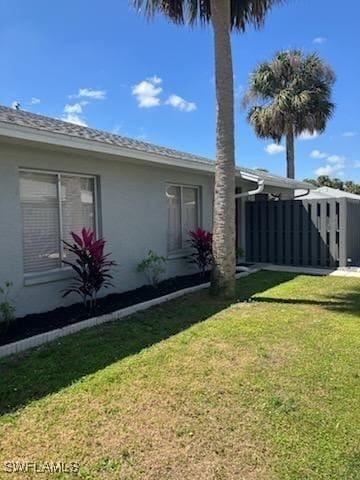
[0,139,295,317]
[0,140,219,316]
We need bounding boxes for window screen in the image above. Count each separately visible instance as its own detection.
[166,184,199,253]
[20,170,96,274]
[61,176,95,262]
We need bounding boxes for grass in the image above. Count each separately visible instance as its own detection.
[0,271,359,479]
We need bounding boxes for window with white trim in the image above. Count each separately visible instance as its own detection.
[166,184,200,253]
[19,170,96,274]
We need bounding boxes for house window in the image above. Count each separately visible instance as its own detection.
[166,184,200,253]
[19,170,97,274]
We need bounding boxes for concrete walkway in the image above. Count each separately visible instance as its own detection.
[256,263,360,278]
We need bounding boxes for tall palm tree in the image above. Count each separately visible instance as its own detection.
[243,50,335,179]
[134,0,282,298]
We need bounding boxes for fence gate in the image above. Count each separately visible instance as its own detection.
[245,198,360,268]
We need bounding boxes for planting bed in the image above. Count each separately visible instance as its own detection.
[0,272,213,347]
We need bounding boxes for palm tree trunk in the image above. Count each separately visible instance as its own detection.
[209,0,236,298]
[286,125,295,179]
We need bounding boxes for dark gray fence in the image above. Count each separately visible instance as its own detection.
[245,198,360,268]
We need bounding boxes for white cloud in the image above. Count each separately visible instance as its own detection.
[63,102,83,114]
[299,130,319,140]
[264,143,285,155]
[313,37,327,44]
[354,160,360,168]
[310,149,329,159]
[148,76,162,85]
[62,113,88,127]
[342,131,358,137]
[70,88,107,100]
[327,155,346,165]
[314,152,346,177]
[30,97,40,105]
[62,102,87,126]
[132,76,163,108]
[132,76,197,112]
[315,165,344,176]
[165,94,196,112]
[63,89,103,125]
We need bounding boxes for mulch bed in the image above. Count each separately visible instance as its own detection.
[0,272,212,347]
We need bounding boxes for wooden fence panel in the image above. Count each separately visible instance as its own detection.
[245,198,359,268]
[346,200,360,265]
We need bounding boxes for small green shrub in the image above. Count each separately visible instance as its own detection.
[0,281,16,333]
[137,250,166,287]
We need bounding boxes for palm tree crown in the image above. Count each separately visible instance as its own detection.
[134,0,282,30]
[243,50,335,178]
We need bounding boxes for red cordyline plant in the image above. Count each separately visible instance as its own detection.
[62,228,116,310]
[188,228,213,278]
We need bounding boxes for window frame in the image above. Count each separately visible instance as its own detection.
[166,183,201,256]
[19,168,99,279]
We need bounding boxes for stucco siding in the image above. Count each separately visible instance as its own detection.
[0,140,296,318]
[0,141,216,316]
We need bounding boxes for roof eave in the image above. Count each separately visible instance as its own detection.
[236,168,313,190]
[0,121,312,190]
[0,121,217,173]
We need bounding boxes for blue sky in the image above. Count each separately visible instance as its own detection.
[0,0,359,181]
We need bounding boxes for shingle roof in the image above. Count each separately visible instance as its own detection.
[0,106,311,189]
[0,106,214,165]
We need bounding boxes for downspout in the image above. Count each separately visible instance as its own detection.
[294,189,310,199]
[235,179,265,198]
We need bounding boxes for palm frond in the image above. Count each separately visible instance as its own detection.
[243,49,335,142]
[248,105,284,141]
[134,0,185,23]
[134,0,284,30]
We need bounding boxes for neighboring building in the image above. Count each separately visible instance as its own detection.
[0,106,310,316]
[297,186,360,201]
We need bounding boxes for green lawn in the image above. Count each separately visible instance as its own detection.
[0,272,359,479]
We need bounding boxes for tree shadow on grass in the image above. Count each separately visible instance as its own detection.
[0,271,297,416]
[252,286,360,317]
